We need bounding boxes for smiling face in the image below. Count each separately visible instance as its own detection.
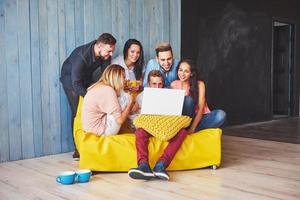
[94,43,115,60]
[126,44,141,64]
[156,50,173,72]
[177,62,192,82]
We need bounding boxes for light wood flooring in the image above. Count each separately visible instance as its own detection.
[0,135,299,200]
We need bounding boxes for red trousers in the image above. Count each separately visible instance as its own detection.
[135,128,187,167]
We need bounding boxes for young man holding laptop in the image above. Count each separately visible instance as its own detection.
[128,70,188,181]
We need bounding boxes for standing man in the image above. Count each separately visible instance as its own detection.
[60,33,116,159]
[142,43,179,88]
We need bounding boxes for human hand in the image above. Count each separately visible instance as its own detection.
[126,80,142,92]
[128,92,135,105]
[131,102,140,113]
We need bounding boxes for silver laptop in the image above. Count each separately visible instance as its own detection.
[140,88,185,116]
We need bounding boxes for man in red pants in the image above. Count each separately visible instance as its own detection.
[128,70,188,181]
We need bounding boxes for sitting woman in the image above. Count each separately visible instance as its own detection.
[112,39,144,91]
[171,59,226,133]
[81,64,134,136]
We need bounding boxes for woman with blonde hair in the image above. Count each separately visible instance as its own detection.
[81,64,134,136]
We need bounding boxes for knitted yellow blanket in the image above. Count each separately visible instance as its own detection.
[133,115,192,141]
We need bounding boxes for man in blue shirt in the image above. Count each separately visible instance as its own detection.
[143,43,179,87]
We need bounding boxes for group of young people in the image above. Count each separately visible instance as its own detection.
[60,33,226,181]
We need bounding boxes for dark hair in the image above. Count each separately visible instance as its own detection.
[155,43,173,57]
[96,33,116,45]
[123,39,144,80]
[177,59,199,104]
[147,70,164,86]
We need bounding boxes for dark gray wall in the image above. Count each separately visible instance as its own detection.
[182,0,300,125]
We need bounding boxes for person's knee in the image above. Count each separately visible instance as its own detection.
[215,110,226,125]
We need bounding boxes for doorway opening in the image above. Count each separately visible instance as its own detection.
[272,20,295,118]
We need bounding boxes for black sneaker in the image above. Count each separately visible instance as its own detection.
[153,161,169,181]
[128,163,155,180]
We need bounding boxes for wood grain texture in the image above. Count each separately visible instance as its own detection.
[0,0,9,162]
[223,117,300,144]
[0,0,181,162]
[5,0,22,161]
[0,135,299,200]
[30,0,43,157]
[18,0,34,159]
[39,0,51,155]
[47,0,62,154]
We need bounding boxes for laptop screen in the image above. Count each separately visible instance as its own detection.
[140,88,185,116]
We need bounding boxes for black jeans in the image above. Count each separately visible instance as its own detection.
[63,86,79,152]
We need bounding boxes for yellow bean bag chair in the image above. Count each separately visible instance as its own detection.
[74,97,222,171]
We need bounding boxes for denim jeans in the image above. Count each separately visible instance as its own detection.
[182,96,226,132]
[195,109,226,132]
[63,86,79,151]
[182,96,195,117]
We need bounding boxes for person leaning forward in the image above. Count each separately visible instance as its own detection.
[60,33,117,159]
[142,42,179,88]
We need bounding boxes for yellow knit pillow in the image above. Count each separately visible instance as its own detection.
[133,115,192,141]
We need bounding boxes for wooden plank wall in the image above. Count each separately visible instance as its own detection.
[0,0,181,162]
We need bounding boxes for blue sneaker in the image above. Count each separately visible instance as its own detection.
[153,161,169,180]
[128,163,155,180]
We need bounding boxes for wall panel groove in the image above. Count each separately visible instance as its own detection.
[0,0,10,162]
[0,0,181,162]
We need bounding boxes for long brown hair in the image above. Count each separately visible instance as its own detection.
[177,59,199,104]
[123,39,144,80]
[88,64,125,96]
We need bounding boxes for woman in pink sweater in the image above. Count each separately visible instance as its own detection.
[81,64,134,136]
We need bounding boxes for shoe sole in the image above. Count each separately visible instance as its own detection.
[128,169,155,180]
[153,172,169,181]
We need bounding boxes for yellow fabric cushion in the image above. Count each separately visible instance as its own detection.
[133,115,192,141]
[74,97,222,172]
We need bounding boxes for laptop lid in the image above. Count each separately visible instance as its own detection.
[140,88,185,116]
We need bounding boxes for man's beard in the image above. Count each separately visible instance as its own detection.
[99,54,110,60]
[98,55,105,60]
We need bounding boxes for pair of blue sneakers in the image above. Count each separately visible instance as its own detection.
[128,162,169,181]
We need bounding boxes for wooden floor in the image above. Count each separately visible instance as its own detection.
[223,117,300,144]
[0,135,299,200]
